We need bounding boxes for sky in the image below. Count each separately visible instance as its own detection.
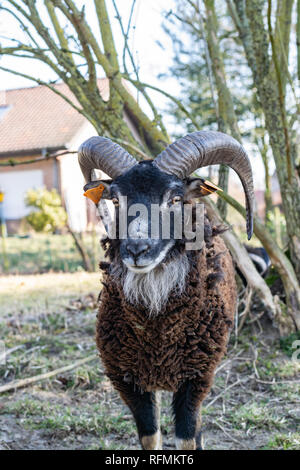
[0,0,266,188]
[0,0,181,139]
[0,1,177,94]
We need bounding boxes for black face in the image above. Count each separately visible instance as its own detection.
[83,160,219,273]
[110,161,185,273]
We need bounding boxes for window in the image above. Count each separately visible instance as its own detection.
[0,105,10,121]
[0,170,43,219]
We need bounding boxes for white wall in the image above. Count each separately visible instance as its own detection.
[60,121,96,232]
[62,115,140,233]
[0,169,43,219]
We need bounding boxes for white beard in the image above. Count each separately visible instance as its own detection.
[121,254,190,316]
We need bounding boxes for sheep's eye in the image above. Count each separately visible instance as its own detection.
[172,196,182,204]
[112,198,119,206]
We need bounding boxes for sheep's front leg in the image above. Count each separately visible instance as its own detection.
[172,381,203,450]
[117,382,162,450]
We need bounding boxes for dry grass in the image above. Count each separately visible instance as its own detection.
[0,272,101,316]
[0,272,299,450]
[0,233,104,275]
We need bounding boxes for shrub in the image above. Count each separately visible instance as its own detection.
[25,188,67,233]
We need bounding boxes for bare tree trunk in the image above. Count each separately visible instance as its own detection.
[68,224,93,273]
[202,0,242,219]
[272,0,295,93]
[219,191,300,331]
[204,198,280,322]
[243,0,300,281]
[298,0,300,81]
[256,134,273,226]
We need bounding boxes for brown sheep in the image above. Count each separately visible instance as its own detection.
[78,131,254,450]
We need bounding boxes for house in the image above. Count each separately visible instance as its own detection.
[0,80,139,233]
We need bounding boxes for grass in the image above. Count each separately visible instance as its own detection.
[231,403,287,431]
[0,272,299,450]
[271,382,300,402]
[26,404,135,437]
[0,398,136,440]
[280,331,300,359]
[0,233,104,275]
[264,433,300,450]
[0,271,101,316]
[255,354,300,380]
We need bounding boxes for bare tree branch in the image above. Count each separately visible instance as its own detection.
[123,76,199,130]
[0,150,77,167]
[218,189,300,329]
[111,0,169,140]
[298,0,300,81]
[267,0,292,184]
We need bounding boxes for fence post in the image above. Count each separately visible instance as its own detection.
[0,191,9,272]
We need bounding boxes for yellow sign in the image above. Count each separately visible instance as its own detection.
[0,192,4,203]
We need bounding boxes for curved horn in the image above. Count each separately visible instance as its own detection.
[78,136,137,182]
[154,131,254,240]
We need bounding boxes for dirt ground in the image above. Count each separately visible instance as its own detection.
[0,273,299,450]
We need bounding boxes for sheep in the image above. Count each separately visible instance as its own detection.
[78,131,254,450]
[245,245,271,278]
[237,246,271,286]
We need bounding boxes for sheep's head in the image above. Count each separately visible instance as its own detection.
[78,132,254,274]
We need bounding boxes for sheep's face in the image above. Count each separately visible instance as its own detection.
[112,161,184,273]
[87,161,219,274]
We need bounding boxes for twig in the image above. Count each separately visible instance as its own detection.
[298,0,300,81]
[248,309,266,324]
[0,441,12,450]
[206,379,241,408]
[112,0,138,78]
[255,378,300,385]
[238,287,253,333]
[0,354,97,394]
[0,150,77,167]
[195,0,219,117]
[267,0,292,184]
[0,65,86,117]
[123,76,200,130]
[251,344,260,379]
[112,138,150,160]
[213,420,248,449]
[0,345,25,363]
[112,0,168,139]
[215,349,245,375]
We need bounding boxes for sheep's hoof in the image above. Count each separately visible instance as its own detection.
[141,430,162,450]
[175,438,196,450]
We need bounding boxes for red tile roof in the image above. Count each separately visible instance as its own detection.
[0,79,109,156]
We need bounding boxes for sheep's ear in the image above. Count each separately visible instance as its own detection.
[184,177,222,200]
[83,179,112,204]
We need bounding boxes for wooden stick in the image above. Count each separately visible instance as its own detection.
[0,345,25,363]
[0,354,97,394]
[238,287,254,333]
[206,379,241,409]
[213,421,249,450]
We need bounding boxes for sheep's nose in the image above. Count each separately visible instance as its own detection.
[126,241,150,261]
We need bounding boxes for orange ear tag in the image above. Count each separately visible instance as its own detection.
[83,183,105,204]
[203,180,223,192]
[200,185,215,194]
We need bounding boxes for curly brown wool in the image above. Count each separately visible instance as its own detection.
[96,223,236,400]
